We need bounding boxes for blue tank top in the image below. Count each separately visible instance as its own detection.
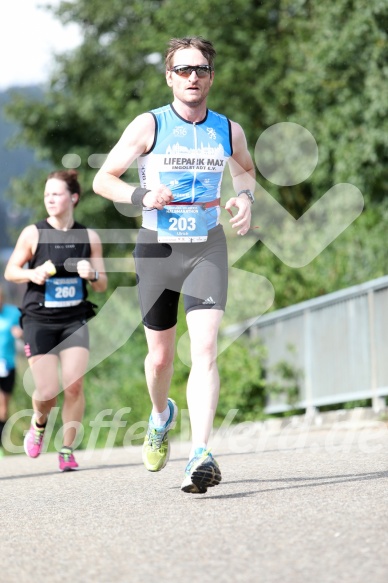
[138,104,233,230]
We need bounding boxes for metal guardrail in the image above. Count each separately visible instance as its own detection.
[228,275,388,414]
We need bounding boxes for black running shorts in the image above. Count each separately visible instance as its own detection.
[0,368,16,394]
[133,224,228,331]
[21,316,89,357]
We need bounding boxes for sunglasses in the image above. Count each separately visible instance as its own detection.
[169,65,213,78]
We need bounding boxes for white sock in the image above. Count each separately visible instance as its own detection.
[189,443,207,460]
[151,405,170,428]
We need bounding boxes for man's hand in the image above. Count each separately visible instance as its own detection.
[142,185,174,209]
[225,195,252,236]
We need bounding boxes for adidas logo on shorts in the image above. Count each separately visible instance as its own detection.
[202,296,216,305]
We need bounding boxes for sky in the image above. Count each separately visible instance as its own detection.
[0,0,82,90]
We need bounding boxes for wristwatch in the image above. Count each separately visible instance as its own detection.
[89,271,99,283]
[237,189,255,204]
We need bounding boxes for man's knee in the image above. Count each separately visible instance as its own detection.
[191,340,218,365]
[147,350,174,373]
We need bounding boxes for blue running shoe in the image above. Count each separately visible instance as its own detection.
[181,448,222,494]
[142,398,178,472]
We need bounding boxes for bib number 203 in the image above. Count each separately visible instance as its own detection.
[169,216,196,231]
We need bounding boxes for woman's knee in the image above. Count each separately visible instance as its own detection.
[33,390,58,407]
[64,379,84,399]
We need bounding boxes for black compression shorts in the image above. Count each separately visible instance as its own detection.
[21,316,89,357]
[133,224,228,331]
[0,368,16,395]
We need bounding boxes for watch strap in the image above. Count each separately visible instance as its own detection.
[237,189,255,204]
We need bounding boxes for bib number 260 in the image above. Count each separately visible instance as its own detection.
[44,277,83,307]
[54,285,77,299]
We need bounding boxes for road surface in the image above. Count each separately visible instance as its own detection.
[1,419,388,582]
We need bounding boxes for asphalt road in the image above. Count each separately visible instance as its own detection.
[1,420,388,583]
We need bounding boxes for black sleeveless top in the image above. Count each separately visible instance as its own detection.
[21,220,93,321]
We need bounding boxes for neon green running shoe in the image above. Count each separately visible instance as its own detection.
[181,448,222,494]
[142,398,178,472]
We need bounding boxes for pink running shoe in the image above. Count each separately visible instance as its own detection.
[59,448,79,472]
[24,416,45,458]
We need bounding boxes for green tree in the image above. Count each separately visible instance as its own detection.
[5,0,388,219]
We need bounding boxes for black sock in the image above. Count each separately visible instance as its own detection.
[35,420,47,429]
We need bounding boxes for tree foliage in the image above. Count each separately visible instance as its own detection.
[5,0,388,220]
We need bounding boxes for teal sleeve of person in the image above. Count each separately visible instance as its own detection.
[0,304,20,369]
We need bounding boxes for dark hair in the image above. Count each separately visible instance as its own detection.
[165,36,216,70]
[46,169,81,205]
